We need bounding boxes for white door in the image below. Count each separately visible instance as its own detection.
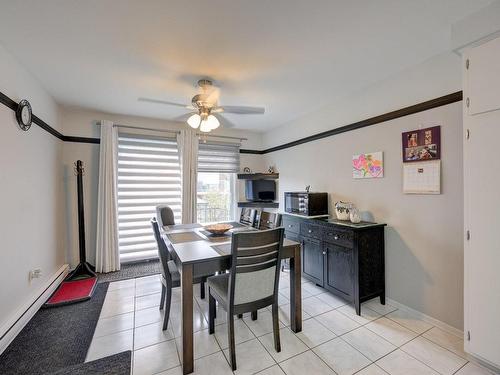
[463,37,500,367]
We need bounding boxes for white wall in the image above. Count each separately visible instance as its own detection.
[60,106,265,266]
[262,53,465,329]
[0,45,65,337]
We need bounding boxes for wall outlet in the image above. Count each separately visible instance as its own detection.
[29,269,42,281]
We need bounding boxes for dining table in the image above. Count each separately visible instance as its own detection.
[162,222,302,375]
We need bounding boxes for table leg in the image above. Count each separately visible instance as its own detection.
[181,264,194,374]
[289,246,302,332]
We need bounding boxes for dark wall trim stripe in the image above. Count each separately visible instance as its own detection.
[1,90,462,154]
[261,91,463,154]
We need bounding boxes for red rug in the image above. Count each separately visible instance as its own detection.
[45,277,97,307]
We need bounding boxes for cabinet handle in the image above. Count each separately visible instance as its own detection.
[334,235,339,240]
[308,229,312,233]
[288,224,292,228]
[322,251,326,255]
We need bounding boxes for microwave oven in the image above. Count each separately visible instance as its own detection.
[284,192,328,216]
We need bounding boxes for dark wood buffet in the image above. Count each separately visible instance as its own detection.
[282,214,386,315]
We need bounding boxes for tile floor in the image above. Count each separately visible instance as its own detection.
[86,273,496,375]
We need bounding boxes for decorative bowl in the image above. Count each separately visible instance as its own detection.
[334,201,354,221]
[204,223,233,235]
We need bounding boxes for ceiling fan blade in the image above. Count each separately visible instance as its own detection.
[214,105,265,114]
[138,97,192,109]
[216,114,235,129]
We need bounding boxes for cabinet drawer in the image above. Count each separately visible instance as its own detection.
[323,227,354,248]
[282,216,300,234]
[300,222,323,240]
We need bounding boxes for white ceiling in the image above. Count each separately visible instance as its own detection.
[0,0,495,131]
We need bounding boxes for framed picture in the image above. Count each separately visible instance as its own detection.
[352,151,384,179]
[402,126,441,163]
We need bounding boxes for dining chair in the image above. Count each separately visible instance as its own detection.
[257,211,282,230]
[239,208,257,226]
[156,205,175,228]
[151,217,180,331]
[207,228,284,371]
[155,206,207,299]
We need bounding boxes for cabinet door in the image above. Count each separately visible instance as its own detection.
[301,237,324,286]
[324,244,353,298]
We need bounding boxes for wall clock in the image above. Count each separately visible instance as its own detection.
[16,99,32,131]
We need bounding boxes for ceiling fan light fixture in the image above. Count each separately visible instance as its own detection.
[187,113,201,129]
[199,120,212,133]
[206,114,220,130]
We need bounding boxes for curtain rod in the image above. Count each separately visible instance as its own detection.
[196,133,248,141]
[96,121,181,135]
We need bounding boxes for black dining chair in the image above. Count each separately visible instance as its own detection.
[207,228,284,371]
[239,208,257,226]
[155,205,207,299]
[151,217,180,331]
[257,211,282,230]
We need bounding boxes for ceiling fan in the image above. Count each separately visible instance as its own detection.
[138,79,265,132]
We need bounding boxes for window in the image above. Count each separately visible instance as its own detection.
[197,141,240,224]
[117,133,182,262]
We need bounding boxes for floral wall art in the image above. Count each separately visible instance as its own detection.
[352,151,384,179]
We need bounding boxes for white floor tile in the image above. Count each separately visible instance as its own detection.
[355,364,389,375]
[336,304,381,325]
[222,338,276,375]
[276,304,311,327]
[133,339,180,375]
[259,327,309,362]
[315,309,361,335]
[214,318,255,349]
[280,287,312,299]
[365,317,417,346]
[302,296,335,317]
[243,310,284,337]
[175,329,221,360]
[401,336,467,375]
[156,351,234,375]
[386,309,434,334]
[302,283,325,297]
[136,292,162,311]
[93,312,134,337]
[135,274,161,285]
[279,350,336,375]
[342,326,396,361]
[136,280,163,297]
[376,349,439,375]
[294,318,336,348]
[422,327,467,359]
[364,299,397,315]
[86,329,133,361]
[313,337,371,375]
[105,286,136,300]
[108,278,135,291]
[135,305,164,327]
[134,321,174,350]
[256,365,286,375]
[315,292,348,308]
[99,295,135,318]
[454,362,496,375]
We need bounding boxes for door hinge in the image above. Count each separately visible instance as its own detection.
[466,230,470,241]
[466,129,470,140]
[466,97,470,108]
[466,59,470,70]
[467,330,471,341]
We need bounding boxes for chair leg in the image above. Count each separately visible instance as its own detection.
[272,303,281,352]
[208,290,216,334]
[159,284,166,310]
[227,312,237,371]
[251,310,258,320]
[162,284,172,331]
[200,278,206,299]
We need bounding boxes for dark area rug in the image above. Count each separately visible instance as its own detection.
[53,351,131,375]
[97,259,160,283]
[0,283,109,374]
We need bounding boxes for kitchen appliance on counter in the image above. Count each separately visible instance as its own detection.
[284,192,328,216]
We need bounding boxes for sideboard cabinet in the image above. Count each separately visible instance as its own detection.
[282,214,386,315]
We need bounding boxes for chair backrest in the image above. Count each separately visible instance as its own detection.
[229,228,284,308]
[239,208,257,226]
[156,205,175,228]
[258,211,282,230]
[150,217,172,284]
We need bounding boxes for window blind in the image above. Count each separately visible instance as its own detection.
[197,141,240,173]
[117,133,182,262]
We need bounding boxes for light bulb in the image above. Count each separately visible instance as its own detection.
[199,120,211,132]
[206,114,220,130]
[187,114,201,128]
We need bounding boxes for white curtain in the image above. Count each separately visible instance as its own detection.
[95,120,120,272]
[178,129,198,224]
